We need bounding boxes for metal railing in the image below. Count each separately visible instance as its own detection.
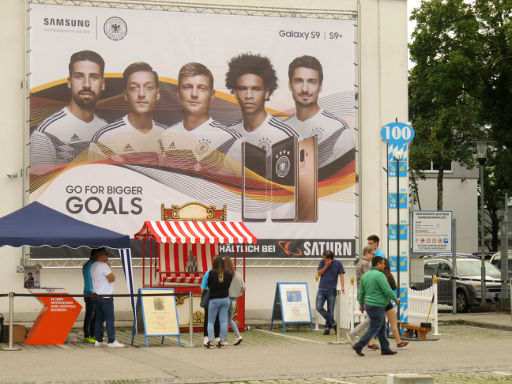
[1,290,196,351]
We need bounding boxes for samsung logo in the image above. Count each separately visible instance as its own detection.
[43,18,90,27]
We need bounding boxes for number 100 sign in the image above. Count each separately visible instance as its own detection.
[381,122,415,145]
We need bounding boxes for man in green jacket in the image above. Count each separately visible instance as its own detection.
[353,256,398,356]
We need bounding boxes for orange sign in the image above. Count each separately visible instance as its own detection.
[25,288,82,345]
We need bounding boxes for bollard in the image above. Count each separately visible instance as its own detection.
[335,289,341,344]
[188,291,194,347]
[329,289,342,345]
[2,292,20,351]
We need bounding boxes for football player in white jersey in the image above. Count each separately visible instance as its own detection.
[225,53,298,154]
[161,62,241,171]
[90,62,165,164]
[226,54,299,220]
[30,50,107,175]
[286,55,355,168]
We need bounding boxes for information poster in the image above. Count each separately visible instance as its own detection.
[140,288,179,336]
[271,282,312,332]
[412,211,453,253]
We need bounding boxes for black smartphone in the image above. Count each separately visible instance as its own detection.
[271,136,298,222]
[242,142,268,221]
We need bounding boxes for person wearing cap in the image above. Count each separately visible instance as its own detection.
[90,247,125,348]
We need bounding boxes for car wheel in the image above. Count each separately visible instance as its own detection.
[456,290,469,313]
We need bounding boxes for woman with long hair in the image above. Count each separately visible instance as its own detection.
[224,256,246,345]
[383,258,408,348]
[206,255,232,348]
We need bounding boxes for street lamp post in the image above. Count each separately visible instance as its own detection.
[476,140,489,307]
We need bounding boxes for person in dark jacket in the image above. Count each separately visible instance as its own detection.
[206,256,232,348]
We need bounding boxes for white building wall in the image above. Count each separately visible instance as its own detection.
[0,0,408,322]
[413,177,478,253]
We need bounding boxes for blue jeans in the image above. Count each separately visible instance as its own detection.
[94,296,115,343]
[208,297,230,340]
[316,288,336,328]
[228,298,240,335]
[354,304,390,353]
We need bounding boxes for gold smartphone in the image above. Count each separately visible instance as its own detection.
[298,136,318,222]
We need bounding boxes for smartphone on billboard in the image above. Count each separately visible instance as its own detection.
[242,142,268,222]
[271,136,297,222]
[298,136,318,222]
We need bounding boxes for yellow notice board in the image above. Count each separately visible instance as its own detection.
[131,288,180,347]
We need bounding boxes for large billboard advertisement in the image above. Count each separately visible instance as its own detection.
[29,3,357,258]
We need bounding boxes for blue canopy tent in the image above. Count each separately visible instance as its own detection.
[0,201,135,310]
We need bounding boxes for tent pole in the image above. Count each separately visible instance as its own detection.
[142,239,146,287]
[243,244,246,281]
[188,291,194,347]
[2,292,20,351]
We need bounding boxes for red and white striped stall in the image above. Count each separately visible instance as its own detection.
[133,221,257,330]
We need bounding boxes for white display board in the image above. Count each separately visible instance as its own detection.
[270,282,313,333]
[412,210,453,253]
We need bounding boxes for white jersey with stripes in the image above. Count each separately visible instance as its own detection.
[30,106,106,165]
[89,115,166,157]
[286,108,355,167]
[229,113,299,155]
[161,117,241,162]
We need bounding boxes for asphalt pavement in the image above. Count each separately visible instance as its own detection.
[0,312,511,384]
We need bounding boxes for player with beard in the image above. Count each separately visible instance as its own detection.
[161,62,241,171]
[30,50,107,173]
[285,55,354,168]
[89,62,166,164]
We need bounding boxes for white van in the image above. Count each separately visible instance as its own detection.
[490,251,512,274]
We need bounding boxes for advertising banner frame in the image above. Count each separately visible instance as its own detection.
[25,0,360,263]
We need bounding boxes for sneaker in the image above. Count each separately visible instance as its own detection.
[215,337,220,344]
[220,340,228,346]
[107,340,125,348]
[84,337,95,343]
[346,332,355,346]
[204,341,213,349]
[234,335,243,346]
[332,323,338,335]
[323,328,330,335]
[94,341,107,347]
[203,336,209,346]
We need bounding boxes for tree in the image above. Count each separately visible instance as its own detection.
[409,0,481,210]
[473,0,512,250]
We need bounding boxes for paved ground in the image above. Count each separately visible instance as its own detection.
[1,313,512,384]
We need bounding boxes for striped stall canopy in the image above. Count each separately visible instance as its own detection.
[134,221,257,244]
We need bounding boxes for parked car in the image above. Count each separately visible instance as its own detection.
[411,254,504,312]
[489,251,512,274]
